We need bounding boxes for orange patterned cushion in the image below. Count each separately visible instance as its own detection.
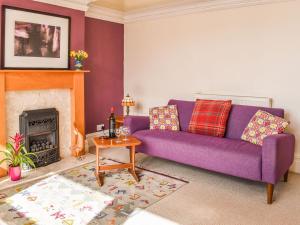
[188,99,232,137]
[149,105,180,131]
[241,110,289,146]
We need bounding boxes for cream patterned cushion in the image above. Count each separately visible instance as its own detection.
[149,105,180,131]
[241,110,289,146]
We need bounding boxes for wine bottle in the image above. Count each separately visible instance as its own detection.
[109,107,116,138]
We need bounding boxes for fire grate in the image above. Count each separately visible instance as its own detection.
[19,108,60,167]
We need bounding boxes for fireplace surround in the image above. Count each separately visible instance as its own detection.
[0,70,87,177]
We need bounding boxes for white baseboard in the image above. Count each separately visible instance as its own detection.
[291,155,300,174]
[86,131,102,139]
[86,130,109,147]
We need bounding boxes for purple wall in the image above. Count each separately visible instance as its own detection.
[85,17,124,133]
[0,1,125,134]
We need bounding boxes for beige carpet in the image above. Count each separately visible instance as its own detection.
[91,146,300,225]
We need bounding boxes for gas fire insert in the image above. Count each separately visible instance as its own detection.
[19,108,60,167]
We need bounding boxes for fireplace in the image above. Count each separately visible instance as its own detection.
[0,70,86,177]
[19,108,60,167]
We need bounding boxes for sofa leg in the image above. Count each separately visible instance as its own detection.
[267,183,274,204]
[284,170,289,182]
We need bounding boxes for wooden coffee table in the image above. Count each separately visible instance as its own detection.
[93,136,141,186]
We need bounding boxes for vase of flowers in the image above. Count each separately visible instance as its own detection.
[0,133,36,181]
[70,50,88,70]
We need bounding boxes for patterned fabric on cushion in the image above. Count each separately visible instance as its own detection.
[241,110,289,146]
[149,105,180,131]
[188,99,232,137]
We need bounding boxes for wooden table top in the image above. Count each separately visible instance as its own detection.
[93,136,141,148]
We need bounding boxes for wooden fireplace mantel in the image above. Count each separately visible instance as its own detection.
[0,70,88,178]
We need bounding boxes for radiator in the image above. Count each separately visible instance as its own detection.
[194,93,272,107]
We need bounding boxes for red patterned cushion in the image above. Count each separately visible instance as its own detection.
[188,99,232,137]
[149,105,180,131]
[241,110,289,146]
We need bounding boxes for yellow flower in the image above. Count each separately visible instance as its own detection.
[70,50,88,60]
[70,51,75,57]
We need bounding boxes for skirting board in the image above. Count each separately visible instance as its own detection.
[86,132,300,174]
[291,155,300,174]
[86,131,108,148]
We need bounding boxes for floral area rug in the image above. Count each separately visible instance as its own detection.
[0,158,187,225]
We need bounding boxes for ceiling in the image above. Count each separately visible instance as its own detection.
[91,0,193,12]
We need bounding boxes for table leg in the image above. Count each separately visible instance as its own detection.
[128,145,139,182]
[95,146,104,186]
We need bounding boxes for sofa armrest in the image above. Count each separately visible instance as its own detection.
[262,133,295,184]
[124,115,150,134]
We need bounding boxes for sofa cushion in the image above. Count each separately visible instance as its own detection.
[225,105,284,140]
[134,130,262,181]
[241,110,289,146]
[149,105,180,131]
[188,99,232,137]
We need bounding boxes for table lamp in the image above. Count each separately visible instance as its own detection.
[122,94,135,115]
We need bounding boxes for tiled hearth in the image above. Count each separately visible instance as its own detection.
[0,153,95,191]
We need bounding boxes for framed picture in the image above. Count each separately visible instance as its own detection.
[1,6,70,69]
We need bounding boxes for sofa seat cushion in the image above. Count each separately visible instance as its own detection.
[134,130,262,181]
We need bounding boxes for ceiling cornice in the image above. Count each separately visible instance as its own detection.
[35,0,295,24]
[33,0,94,11]
[125,0,294,23]
[85,5,124,24]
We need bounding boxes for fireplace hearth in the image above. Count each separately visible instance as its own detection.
[20,108,60,167]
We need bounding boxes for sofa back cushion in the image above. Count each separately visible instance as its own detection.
[168,99,195,132]
[168,99,284,139]
[241,110,289,145]
[149,105,180,131]
[188,99,232,137]
[225,105,284,139]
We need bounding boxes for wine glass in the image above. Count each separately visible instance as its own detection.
[122,126,130,141]
[99,125,105,142]
[115,128,122,143]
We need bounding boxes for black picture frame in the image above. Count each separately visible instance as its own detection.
[1,5,71,70]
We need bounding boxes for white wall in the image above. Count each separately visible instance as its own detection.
[124,1,300,172]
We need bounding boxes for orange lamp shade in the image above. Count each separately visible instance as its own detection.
[122,94,135,115]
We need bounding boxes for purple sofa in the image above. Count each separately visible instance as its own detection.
[124,99,295,204]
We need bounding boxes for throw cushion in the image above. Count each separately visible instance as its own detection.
[241,110,289,146]
[188,99,232,137]
[149,105,180,131]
